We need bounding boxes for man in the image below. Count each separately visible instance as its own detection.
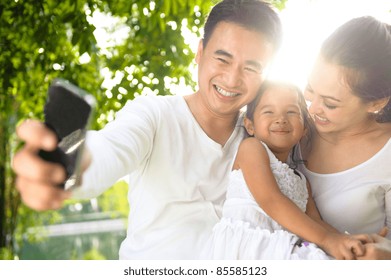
[12,0,282,259]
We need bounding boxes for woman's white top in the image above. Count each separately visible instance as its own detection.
[299,139,391,238]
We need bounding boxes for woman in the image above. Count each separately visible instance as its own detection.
[299,16,391,259]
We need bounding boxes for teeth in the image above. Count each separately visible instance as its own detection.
[314,114,328,122]
[215,85,239,97]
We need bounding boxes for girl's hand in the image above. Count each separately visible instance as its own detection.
[321,232,365,260]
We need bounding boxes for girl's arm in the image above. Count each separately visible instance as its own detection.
[235,137,364,259]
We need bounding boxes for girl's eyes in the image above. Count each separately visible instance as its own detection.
[261,110,300,115]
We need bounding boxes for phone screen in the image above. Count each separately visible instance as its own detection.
[39,78,96,190]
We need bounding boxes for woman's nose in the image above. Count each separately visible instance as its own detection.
[307,97,321,115]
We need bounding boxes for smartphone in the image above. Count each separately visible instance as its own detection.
[39,78,96,190]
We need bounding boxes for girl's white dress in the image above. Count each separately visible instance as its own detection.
[203,142,330,259]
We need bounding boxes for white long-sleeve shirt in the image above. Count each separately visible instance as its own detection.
[72,95,245,259]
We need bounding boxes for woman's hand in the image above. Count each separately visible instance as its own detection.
[353,228,391,260]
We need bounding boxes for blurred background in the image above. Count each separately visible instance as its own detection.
[0,0,389,260]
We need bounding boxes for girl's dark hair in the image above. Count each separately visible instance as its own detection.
[245,80,314,168]
[321,16,391,122]
[203,0,282,52]
[245,81,312,126]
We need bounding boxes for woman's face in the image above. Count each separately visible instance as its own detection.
[304,56,373,136]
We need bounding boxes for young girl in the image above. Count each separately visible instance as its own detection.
[203,81,364,259]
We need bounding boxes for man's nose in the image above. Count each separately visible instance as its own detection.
[224,66,243,88]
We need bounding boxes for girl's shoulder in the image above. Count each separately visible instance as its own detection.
[240,136,261,145]
[239,137,267,153]
[233,138,270,170]
[239,139,271,161]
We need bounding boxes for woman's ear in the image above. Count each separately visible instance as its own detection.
[368,97,390,114]
[244,117,255,136]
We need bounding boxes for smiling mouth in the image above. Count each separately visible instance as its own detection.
[271,130,290,134]
[214,85,240,97]
[314,114,329,123]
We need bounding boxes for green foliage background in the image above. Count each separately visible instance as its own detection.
[0,0,286,259]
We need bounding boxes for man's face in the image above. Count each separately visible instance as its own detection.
[195,21,275,118]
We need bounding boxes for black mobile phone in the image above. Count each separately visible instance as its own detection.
[38,78,96,190]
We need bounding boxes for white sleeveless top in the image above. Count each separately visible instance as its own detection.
[298,139,391,238]
[204,142,330,260]
[223,141,308,231]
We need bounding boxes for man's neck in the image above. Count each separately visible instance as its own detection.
[184,94,239,146]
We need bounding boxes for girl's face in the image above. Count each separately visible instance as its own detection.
[244,87,306,157]
[304,56,375,136]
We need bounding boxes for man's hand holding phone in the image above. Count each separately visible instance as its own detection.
[12,79,95,211]
[13,120,71,211]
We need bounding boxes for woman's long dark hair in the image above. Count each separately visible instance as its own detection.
[321,16,391,122]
